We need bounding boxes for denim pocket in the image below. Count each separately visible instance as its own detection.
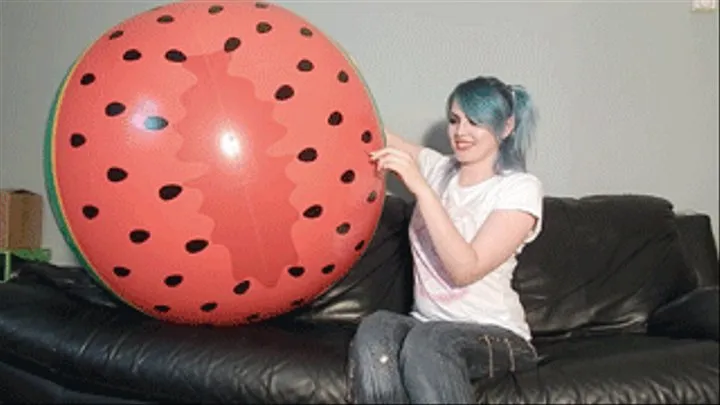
[506,337,539,372]
[477,333,538,376]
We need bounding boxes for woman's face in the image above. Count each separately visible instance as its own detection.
[447,100,500,166]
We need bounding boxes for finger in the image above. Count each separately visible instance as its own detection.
[369,148,393,159]
[375,154,408,166]
[378,162,407,180]
[370,148,411,161]
[376,155,410,172]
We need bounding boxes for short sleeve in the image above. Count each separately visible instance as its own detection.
[417,147,451,182]
[494,174,544,243]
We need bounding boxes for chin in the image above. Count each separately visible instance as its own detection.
[453,148,492,167]
[453,152,475,165]
[452,145,473,158]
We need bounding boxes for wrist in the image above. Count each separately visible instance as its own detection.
[413,183,436,202]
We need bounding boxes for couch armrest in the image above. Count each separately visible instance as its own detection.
[647,286,719,341]
[675,213,719,287]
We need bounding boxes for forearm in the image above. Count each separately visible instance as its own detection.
[385,131,402,149]
[414,187,482,287]
[384,130,422,161]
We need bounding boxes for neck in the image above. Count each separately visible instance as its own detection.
[456,157,497,187]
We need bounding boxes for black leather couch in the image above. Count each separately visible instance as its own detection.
[1,194,718,404]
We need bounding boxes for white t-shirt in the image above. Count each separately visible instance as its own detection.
[408,148,544,341]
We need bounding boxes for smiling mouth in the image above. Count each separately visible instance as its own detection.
[454,139,474,151]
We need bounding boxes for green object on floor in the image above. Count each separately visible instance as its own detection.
[0,248,52,282]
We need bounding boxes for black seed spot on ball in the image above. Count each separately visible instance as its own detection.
[159,184,182,200]
[297,59,314,72]
[80,73,95,85]
[154,305,170,313]
[340,170,355,183]
[337,70,349,83]
[355,240,365,251]
[165,49,186,62]
[208,5,223,14]
[303,205,323,218]
[234,280,251,295]
[328,111,343,126]
[123,49,142,61]
[70,133,86,147]
[164,275,183,287]
[185,239,209,254]
[336,223,351,235]
[256,22,272,33]
[367,190,378,203]
[113,266,131,277]
[82,205,99,219]
[224,37,241,52]
[361,130,372,143]
[107,167,128,182]
[157,15,174,23]
[130,229,150,244]
[105,102,126,117]
[297,148,317,162]
[291,299,304,306]
[201,302,218,312]
[144,116,169,131]
[255,2,269,8]
[300,27,313,37]
[288,266,305,277]
[321,264,335,274]
[274,85,294,101]
[247,313,260,321]
[109,30,124,40]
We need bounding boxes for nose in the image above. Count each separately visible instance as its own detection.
[455,120,470,138]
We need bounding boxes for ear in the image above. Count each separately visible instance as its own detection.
[501,116,516,140]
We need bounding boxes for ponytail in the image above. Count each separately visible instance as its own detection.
[496,84,538,173]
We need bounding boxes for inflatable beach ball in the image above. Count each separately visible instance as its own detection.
[44,1,385,325]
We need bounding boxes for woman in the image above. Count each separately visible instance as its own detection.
[349,75,544,404]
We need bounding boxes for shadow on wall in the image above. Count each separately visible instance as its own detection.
[385,119,451,202]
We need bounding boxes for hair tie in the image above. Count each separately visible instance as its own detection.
[508,86,516,112]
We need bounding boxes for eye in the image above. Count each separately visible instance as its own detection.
[448,117,458,124]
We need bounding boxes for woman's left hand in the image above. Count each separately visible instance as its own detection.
[370,147,430,196]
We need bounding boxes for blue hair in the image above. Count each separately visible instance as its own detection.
[446,76,538,173]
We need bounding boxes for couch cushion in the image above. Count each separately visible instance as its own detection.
[514,195,698,340]
[0,282,354,404]
[4,281,718,405]
[475,334,719,404]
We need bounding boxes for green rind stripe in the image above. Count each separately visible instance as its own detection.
[43,57,135,309]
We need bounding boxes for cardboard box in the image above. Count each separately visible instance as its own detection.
[0,189,44,249]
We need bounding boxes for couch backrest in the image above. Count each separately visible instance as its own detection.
[293,194,716,341]
[512,194,700,340]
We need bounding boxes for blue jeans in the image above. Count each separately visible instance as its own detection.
[347,310,538,404]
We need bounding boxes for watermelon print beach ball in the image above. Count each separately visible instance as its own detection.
[44,1,386,325]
